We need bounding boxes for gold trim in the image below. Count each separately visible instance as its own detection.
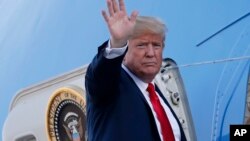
[45,87,86,141]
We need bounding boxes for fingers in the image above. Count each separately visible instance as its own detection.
[130,11,139,23]
[102,0,137,23]
[107,0,114,16]
[112,0,119,13]
[106,0,127,17]
[102,10,109,23]
[118,0,126,14]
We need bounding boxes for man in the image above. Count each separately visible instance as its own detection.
[85,0,187,141]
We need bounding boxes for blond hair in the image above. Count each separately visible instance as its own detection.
[130,16,167,41]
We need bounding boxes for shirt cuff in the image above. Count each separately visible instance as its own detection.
[104,40,128,59]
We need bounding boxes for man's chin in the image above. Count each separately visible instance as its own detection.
[144,68,159,76]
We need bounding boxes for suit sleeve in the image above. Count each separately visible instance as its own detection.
[85,41,126,104]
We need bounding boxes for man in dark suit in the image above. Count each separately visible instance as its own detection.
[85,0,187,141]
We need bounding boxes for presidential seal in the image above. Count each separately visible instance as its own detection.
[46,87,86,141]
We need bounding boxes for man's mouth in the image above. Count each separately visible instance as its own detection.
[143,62,157,66]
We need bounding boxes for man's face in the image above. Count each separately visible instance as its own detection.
[124,33,164,83]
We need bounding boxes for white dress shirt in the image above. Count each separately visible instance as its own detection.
[104,40,181,141]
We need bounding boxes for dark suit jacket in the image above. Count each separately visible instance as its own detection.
[85,41,187,141]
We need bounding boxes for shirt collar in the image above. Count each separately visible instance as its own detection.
[122,64,154,92]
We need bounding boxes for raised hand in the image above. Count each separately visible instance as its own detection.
[102,0,138,48]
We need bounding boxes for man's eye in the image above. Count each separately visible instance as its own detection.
[154,45,162,48]
[153,43,162,48]
[137,44,146,48]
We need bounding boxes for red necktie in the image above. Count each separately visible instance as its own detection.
[147,83,175,141]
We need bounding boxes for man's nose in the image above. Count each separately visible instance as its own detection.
[146,44,155,57]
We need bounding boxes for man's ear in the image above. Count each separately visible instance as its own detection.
[123,54,127,63]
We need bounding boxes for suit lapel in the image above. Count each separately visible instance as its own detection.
[121,69,186,141]
[121,69,149,104]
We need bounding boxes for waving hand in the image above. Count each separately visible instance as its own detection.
[102,0,138,48]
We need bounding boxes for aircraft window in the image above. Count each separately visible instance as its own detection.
[15,135,36,141]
